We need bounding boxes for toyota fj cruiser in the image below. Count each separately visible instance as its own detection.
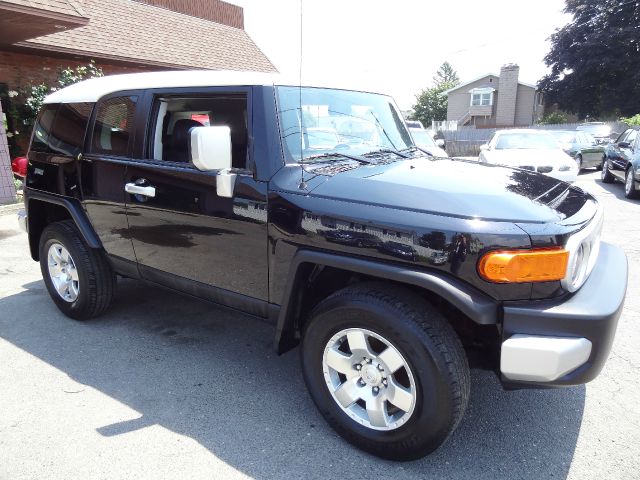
[19,71,627,460]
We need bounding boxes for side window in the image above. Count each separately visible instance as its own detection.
[149,94,248,168]
[30,104,58,153]
[625,129,637,147]
[617,129,630,144]
[49,103,93,156]
[91,96,137,156]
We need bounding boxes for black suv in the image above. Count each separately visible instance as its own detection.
[19,71,627,461]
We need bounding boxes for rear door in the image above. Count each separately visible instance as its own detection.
[80,93,139,272]
[123,88,269,313]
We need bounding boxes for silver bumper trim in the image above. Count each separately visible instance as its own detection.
[500,335,592,382]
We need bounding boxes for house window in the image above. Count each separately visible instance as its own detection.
[469,88,494,107]
[471,92,491,106]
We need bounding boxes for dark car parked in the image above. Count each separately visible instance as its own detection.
[377,241,417,261]
[549,130,605,170]
[18,71,627,461]
[602,127,640,199]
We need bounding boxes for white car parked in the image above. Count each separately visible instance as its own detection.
[479,129,579,183]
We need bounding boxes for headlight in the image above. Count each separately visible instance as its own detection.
[559,165,571,172]
[561,206,603,292]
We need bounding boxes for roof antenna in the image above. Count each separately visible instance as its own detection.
[298,0,307,190]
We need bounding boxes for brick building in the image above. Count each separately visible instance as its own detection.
[0,0,276,203]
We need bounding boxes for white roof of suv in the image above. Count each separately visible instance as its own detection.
[44,70,392,104]
[44,70,281,104]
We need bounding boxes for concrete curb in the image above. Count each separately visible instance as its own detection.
[0,202,23,216]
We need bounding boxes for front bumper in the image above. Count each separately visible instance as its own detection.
[500,242,627,388]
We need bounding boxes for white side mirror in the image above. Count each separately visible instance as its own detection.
[436,139,445,148]
[480,144,490,151]
[190,126,236,198]
[190,126,232,171]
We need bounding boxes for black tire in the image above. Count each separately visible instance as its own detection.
[596,156,603,171]
[301,282,470,460]
[625,168,639,199]
[601,157,614,183]
[39,220,115,320]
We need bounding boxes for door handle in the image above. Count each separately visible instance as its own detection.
[125,182,156,198]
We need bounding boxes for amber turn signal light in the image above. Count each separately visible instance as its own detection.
[478,248,569,283]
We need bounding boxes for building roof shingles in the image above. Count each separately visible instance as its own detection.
[18,0,276,72]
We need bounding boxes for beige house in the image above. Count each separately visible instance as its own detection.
[444,64,544,127]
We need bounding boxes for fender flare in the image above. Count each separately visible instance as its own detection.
[25,190,102,258]
[274,249,498,353]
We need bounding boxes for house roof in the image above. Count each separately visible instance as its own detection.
[14,0,276,72]
[442,73,537,95]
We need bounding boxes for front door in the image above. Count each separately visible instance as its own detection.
[123,90,269,308]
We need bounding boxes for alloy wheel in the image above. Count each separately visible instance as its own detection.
[322,328,416,431]
[47,243,80,302]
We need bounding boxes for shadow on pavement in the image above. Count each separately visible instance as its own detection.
[0,279,585,479]
[594,177,640,204]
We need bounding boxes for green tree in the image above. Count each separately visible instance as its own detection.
[539,112,568,124]
[621,114,640,126]
[411,62,460,128]
[539,0,640,118]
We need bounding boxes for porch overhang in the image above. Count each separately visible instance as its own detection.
[0,1,88,45]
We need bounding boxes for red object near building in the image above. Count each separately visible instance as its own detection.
[10,156,27,178]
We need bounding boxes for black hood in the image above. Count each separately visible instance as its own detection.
[304,158,592,224]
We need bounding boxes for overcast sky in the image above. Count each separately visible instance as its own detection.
[232,0,570,109]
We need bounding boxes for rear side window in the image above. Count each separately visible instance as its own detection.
[91,96,137,156]
[50,103,93,156]
[30,105,58,153]
[30,103,93,156]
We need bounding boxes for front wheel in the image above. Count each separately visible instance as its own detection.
[601,157,614,183]
[301,283,470,460]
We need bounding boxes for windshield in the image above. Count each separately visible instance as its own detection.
[549,131,576,143]
[276,86,413,162]
[495,132,560,150]
[410,128,437,148]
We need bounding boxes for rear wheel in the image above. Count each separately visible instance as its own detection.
[39,220,116,320]
[625,168,639,199]
[301,282,470,460]
[601,157,614,183]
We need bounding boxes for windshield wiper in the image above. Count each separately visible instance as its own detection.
[303,152,372,164]
[364,148,410,159]
[400,146,434,157]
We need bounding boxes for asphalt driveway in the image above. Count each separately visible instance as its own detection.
[0,170,638,480]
